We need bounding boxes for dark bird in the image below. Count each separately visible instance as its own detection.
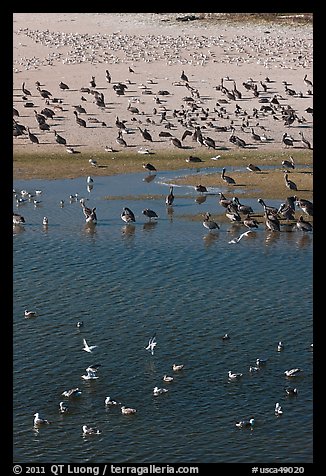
[59,81,69,90]
[232,197,253,215]
[229,127,247,148]
[247,163,261,172]
[225,204,241,222]
[186,156,203,163]
[22,82,31,96]
[294,197,313,216]
[218,192,232,208]
[165,186,174,206]
[142,163,156,172]
[243,214,259,230]
[181,129,193,142]
[181,70,189,82]
[26,127,39,144]
[257,198,279,216]
[89,76,96,88]
[202,136,216,149]
[299,131,312,149]
[296,215,312,232]
[195,184,208,193]
[54,129,67,145]
[139,127,153,142]
[116,130,128,147]
[73,105,87,114]
[303,74,313,88]
[202,212,220,231]
[282,133,294,148]
[73,111,87,127]
[37,86,52,99]
[128,66,135,73]
[170,137,183,148]
[221,167,236,185]
[284,173,297,191]
[105,70,111,83]
[142,208,158,220]
[282,156,295,169]
[264,211,280,232]
[121,207,135,223]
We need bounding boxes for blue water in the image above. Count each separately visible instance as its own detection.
[13,169,313,464]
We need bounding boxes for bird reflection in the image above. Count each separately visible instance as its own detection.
[84,222,97,236]
[87,184,94,193]
[143,221,158,232]
[203,232,219,247]
[296,233,312,249]
[265,231,280,246]
[121,223,136,238]
[143,174,157,183]
[195,195,207,205]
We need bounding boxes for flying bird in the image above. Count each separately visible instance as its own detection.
[82,338,97,353]
[145,336,157,355]
[228,230,252,244]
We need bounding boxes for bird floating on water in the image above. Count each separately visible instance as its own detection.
[172,363,184,372]
[42,216,48,226]
[275,402,283,415]
[121,207,136,224]
[163,375,174,383]
[153,386,168,396]
[105,396,121,406]
[121,406,137,415]
[62,388,82,398]
[235,418,255,429]
[82,425,101,435]
[34,412,50,427]
[59,402,69,414]
[284,368,302,377]
[202,212,220,232]
[228,371,243,380]
[24,309,37,318]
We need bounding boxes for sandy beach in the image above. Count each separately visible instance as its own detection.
[13,13,313,178]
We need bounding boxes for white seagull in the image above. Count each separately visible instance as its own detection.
[121,406,137,415]
[81,365,100,380]
[153,386,169,396]
[228,230,252,244]
[59,401,69,413]
[163,375,174,383]
[24,309,37,318]
[235,418,255,429]
[145,336,157,355]
[62,387,82,398]
[228,370,243,380]
[82,338,97,353]
[105,396,121,406]
[284,368,302,377]
[275,402,283,415]
[33,412,50,427]
[82,424,101,435]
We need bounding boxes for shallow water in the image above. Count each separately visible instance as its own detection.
[13,169,313,464]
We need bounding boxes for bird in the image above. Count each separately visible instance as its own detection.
[105,70,111,83]
[138,127,153,142]
[24,309,37,318]
[299,131,312,149]
[243,215,259,230]
[142,209,158,220]
[247,163,261,172]
[13,213,25,225]
[89,76,96,88]
[89,158,98,167]
[82,205,97,224]
[218,192,232,208]
[264,211,280,232]
[59,402,69,414]
[235,418,255,429]
[228,230,252,244]
[225,204,241,223]
[232,197,253,215]
[221,333,230,341]
[76,321,84,328]
[105,396,121,406]
[82,338,97,353]
[228,371,243,380]
[181,70,189,82]
[142,163,156,172]
[59,81,69,90]
[303,74,313,88]
[165,186,174,206]
[285,387,298,396]
[284,368,302,377]
[22,82,31,96]
[121,406,137,415]
[61,388,82,398]
[82,425,101,435]
[257,198,279,216]
[170,137,183,148]
[277,341,284,352]
[116,130,128,147]
[42,217,49,226]
[202,136,216,149]
[221,167,236,185]
[153,386,168,396]
[181,129,193,142]
[73,111,87,127]
[81,365,100,380]
[145,336,157,355]
[163,375,174,383]
[33,412,50,427]
[195,184,208,193]
[54,130,67,145]
[294,197,313,216]
[73,104,87,114]
[274,403,283,415]
[26,127,39,145]
[172,363,184,372]
[296,215,313,232]
[121,207,135,223]
[284,173,298,191]
[282,156,295,169]
[86,176,93,184]
[202,212,220,231]
[229,127,247,148]
[282,133,294,147]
